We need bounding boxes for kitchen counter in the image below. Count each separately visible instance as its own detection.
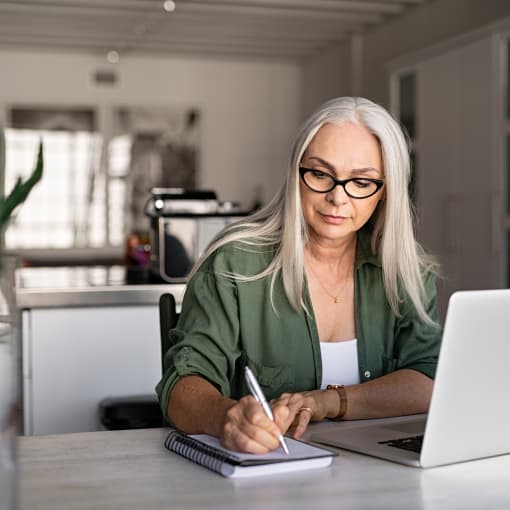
[17,265,186,435]
[15,265,186,309]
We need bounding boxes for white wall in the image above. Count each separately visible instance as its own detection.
[0,50,301,209]
[302,0,510,110]
[301,42,351,118]
[362,0,510,105]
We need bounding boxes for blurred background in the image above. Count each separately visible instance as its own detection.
[2,0,510,307]
[1,0,510,437]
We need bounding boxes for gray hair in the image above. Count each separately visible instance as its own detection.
[192,97,436,324]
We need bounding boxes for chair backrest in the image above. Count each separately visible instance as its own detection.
[158,293,179,374]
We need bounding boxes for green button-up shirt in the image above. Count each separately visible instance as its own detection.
[156,230,442,415]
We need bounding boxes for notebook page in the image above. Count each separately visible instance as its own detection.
[190,434,333,463]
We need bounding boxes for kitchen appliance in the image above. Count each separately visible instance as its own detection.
[145,188,249,283]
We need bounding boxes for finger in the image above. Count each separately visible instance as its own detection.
[272,393,309,432]
[246,404,287,445]
[241,396,283,433]
[222,418,280,453]
[272,404,291,432]
[285,395,308,418]
[224,398,282,452]
[221,426,279,454]
[270,392,292,407]
[291,408,313,439]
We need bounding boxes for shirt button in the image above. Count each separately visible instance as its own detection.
[364,370,371,379]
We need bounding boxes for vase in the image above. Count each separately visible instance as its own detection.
[0,255,19,510]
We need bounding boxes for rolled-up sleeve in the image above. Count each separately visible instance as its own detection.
[394,273,443,379]
[155,255,241,417]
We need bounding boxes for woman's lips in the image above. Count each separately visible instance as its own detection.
[320,212,348,224]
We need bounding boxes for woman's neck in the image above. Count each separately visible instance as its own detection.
[305,233,357,271]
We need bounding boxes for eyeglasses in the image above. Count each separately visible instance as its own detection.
[299,167,384,199]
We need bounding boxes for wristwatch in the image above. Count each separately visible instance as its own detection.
[326,384,348,420]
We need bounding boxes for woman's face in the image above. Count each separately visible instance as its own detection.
[300,121,384,247]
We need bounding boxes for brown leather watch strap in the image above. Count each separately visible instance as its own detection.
[326,384,348,420]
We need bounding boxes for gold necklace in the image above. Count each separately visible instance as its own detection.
[306,262,348,304]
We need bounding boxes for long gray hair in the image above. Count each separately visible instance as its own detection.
[192,97,436,324]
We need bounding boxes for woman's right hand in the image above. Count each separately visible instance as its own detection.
[169,376,289,454]
[219,395,290,453]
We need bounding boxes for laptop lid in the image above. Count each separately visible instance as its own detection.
[312,289,510,468]
[420,289,510,467]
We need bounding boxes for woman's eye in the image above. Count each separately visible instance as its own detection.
[352,179,371,188]
[311,170,330,180]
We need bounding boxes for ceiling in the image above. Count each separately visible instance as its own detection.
[0,0,431,61]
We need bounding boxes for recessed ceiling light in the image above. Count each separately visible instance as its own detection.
[163,1,176,12]
[106,50,120,64]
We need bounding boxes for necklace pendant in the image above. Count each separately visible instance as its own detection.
[334,297,340,304]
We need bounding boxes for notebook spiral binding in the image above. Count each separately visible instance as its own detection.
[165,430,239,475]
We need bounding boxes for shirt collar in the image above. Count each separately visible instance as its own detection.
[356,226,381,268]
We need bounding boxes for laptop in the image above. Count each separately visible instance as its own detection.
[311,289,510,468]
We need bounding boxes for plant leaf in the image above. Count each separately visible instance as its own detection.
[0,141,44,224]
[0,129,5,196]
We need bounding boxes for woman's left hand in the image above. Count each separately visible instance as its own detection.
[270,390,332,439]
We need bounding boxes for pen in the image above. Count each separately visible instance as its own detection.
[243,366,290,455]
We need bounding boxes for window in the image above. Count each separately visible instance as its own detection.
[4,107,115,250]
[3,105,200,259]
[5,127,105,249]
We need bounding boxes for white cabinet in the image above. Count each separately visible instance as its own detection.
[22,305,162,435]
[418,37,500,310]
[390,28,508,316]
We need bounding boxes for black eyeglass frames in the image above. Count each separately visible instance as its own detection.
[299,167,384,199]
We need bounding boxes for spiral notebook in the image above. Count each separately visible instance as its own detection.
[164,429,336,478]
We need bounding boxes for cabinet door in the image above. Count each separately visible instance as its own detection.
[23,305,161,435]
[417,35,500,316]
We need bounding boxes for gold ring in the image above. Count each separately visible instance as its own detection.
[299,407,313,415]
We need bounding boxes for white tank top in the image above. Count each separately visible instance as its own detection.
[320,339,361,389]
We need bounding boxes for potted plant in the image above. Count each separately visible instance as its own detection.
[0,128,43,510]
[0,127,43,317]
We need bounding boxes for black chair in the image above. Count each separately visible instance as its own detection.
[158,293,178,374]
[98,293,178,430]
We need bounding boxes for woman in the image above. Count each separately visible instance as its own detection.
[156,97,441,454]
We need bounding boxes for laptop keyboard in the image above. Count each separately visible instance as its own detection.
[379,435,424,453]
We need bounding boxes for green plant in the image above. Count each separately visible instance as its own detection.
[0,129,43,230]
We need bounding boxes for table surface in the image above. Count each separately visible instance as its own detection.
[18,418,510,510]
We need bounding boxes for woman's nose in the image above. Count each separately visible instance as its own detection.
[327,184,349,205]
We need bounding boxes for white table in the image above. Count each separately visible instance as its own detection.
[18,419,510,510]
